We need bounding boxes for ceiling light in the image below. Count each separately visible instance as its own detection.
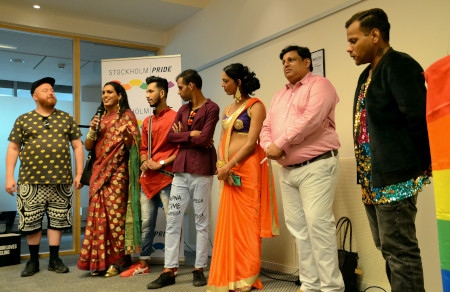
[0,44,17,50]
[33,5,40,9]
[10,59,25,63]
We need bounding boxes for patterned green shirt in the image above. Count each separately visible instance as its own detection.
[8,109,82,184]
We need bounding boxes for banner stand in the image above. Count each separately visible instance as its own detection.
[102,55,183,262]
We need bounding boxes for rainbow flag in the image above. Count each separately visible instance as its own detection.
[425,55,450,292]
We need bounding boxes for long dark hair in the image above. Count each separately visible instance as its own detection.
[97,81,131,118]
[223,63,260,96]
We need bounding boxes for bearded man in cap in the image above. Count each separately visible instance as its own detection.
[5,77,84,277]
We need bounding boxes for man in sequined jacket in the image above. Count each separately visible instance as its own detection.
[345,8,431,292]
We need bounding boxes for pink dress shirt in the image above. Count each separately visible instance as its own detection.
[260,72,340,166]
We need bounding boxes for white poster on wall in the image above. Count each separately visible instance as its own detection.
[101,55,182,261]
[311,49,325,77]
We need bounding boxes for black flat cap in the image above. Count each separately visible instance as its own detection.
[30,77,55,95]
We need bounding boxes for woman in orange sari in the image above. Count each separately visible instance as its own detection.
[78,81,140,277]
[207,63,279,292]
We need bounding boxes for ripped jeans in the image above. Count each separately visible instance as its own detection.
[139,184,171,260]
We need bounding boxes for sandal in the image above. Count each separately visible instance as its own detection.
[90,270,106,276]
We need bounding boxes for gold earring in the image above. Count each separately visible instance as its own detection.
[234,88,242,102]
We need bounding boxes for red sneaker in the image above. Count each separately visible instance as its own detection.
[120,262,149,277]
[173,267,178,276]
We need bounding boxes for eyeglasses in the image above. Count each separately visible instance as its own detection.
[43,117,50,129]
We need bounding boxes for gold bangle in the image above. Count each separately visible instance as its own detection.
[216,160,226,169]
[234,158,238,166]
[86,130,97,141]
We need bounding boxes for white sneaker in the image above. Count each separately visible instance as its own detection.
[120,262,149,277]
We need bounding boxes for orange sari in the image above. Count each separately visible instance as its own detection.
[207,98,279,292]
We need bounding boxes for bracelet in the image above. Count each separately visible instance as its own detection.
[86,129,97,140]
[216,160,226,169]
[234,158,238,166]
[140,160,146,166]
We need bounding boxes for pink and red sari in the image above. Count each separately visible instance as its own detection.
[78,109,140,271]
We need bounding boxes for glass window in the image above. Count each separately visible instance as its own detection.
[0,27,157,256]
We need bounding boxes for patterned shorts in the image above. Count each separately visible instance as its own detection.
[17,184,73,235]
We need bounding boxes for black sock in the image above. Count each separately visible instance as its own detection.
[49,245,60,261]
[28,244,40,263]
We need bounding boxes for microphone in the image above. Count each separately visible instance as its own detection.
[95,108,102,133]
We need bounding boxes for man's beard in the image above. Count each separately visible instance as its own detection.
[41,97,57,108]
[151,99,160,108]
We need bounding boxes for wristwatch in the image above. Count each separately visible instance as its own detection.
[159,160,165,167]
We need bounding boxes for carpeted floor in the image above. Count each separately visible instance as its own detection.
[0,253,301,292]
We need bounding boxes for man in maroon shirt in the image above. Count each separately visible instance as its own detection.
[147,69,220,289]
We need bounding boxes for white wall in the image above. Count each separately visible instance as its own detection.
[164,0,448,290]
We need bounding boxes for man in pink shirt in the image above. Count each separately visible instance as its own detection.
[260,45,344,292]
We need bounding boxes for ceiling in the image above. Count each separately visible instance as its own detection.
[0,0,207,91]
[0,0,207,31]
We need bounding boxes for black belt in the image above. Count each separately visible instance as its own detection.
[158,169,174,177]
[285,149,338,168]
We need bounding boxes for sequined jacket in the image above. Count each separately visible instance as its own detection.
[353,48,431,188]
